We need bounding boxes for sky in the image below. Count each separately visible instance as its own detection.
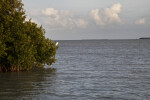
[22,0,150,40]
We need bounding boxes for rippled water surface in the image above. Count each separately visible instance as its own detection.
[0,40,150,100]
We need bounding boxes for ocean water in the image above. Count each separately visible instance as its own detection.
[0,39,150,100]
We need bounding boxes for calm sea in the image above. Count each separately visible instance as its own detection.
[0,39,150,100]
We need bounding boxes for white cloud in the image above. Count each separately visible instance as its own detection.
[90,9,104,26]
[75,19,88,28]
[25,15,41,26]
[90,3,123,26]
[104,3,122,24]
[27,4,123,30]
[135,18,146,25]
[28,8,88,29]
[42,8,58,16]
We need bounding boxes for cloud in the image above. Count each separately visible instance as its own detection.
[90,9,104,26]
[27,3,123,30]
[28,8,88,30]
[135,18,146,25]
[25,15,41,26]
[75,19,88,28]
[42,8,58,16]
[90,3,123,26]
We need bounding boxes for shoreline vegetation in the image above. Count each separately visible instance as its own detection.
[0,0,58,72]
[139,37,150,39]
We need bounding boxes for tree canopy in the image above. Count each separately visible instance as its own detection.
[0,0,58,72]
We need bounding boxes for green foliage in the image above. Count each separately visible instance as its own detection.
[0,0,58,72]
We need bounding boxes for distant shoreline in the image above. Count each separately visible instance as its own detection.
[139,37,150,39]
[54,39,143,41]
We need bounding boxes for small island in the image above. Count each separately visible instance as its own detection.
[0,0,58,72]
[139,37,150,39]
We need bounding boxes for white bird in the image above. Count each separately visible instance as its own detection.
[55,42,59,46]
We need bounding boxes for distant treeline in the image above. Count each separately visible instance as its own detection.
[0,0,58,72]
[139,38,150,39]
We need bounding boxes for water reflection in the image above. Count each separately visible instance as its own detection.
[0,68,57,100]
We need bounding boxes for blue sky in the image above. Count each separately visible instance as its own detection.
[22,0,150,40]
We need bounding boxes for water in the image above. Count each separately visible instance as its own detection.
[0,39,150,100]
